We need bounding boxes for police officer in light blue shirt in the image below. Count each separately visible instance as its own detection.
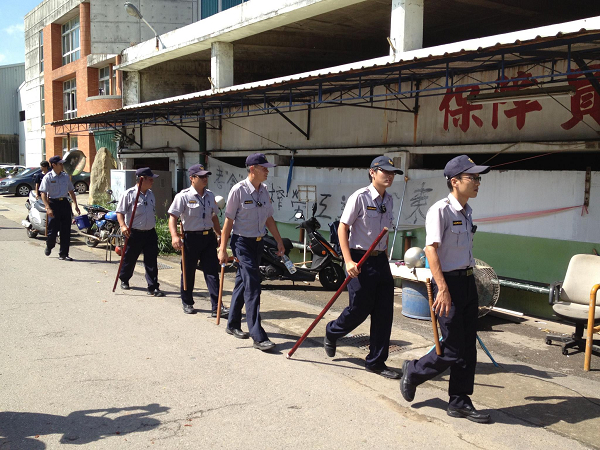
[40,155,81,260]
[116,167,164,297]
[324,156,402,379]
[168,164,228,317]
[400,155,492,424]
[218,153,285,352]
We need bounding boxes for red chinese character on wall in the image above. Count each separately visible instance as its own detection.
[561,64,600,130]
[439,87,483,132]
[491,71,542,130]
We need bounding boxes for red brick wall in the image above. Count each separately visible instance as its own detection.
[45,4,122,171]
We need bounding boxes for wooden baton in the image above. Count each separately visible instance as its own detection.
[426,277,442,356]
[216,264,226,325]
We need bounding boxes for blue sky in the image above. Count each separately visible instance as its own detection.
[0,0,43,65]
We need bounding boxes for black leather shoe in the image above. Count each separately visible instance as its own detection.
[148,289,165,297]
[226,327,249,339]
[253,340,276,352]
[58,255,73,261]
[44,247,51,256]
[120,281,130,290]
[324,336,336,357]
[365,364,401,379]
[399,360,417,402]
[211,306,230,318]
[447,405,491,424]
[183,304,195,314]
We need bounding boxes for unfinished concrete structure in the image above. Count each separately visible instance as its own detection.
[53,0,600,316]
[0,63,25,164]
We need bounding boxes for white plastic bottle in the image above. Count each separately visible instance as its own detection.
[282,255,297,274]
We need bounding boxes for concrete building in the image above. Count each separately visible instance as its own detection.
[0,63,25,164]
[52,0,600,317]
[22,0,203,169]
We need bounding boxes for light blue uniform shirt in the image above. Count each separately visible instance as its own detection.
[168,186,219,231]
[116,186,156,231]
[225,178,274,238]
[340,184,393,252]
[425,194,476,272]
[38,170,74,198]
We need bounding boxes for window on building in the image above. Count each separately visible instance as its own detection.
[39,30,44,72]
[62,16,80,65]
[99,66,110,95]
[40,86,45,125]
[42,138,46,160]
[200,0,246,19]
[19,111,26,121]
[111,66,117,95]
[63,79,77,119]
[62,136,78,153]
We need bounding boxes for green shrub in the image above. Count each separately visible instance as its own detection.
[155,217,176,255]
[0,169,6,178]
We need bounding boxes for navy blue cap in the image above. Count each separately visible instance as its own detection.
[245,153,276,168]
[136,167,159,178]
[188,164,211,177]
[370,156,403,174]
[444,155,490,179]
[49,156,65,165]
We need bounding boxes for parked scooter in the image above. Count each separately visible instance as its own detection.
[79,190,121,247]
[259,203,345,290]
[22,191,48,238]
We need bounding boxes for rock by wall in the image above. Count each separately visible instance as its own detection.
[88,147,117,205]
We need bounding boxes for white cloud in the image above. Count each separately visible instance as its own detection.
[4,24,25,35]
[0,54,6,63]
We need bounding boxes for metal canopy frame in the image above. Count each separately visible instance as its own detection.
[53,28,600,139]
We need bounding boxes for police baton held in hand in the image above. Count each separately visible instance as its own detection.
[216,264,226,325]
[286,227,389,359]
[426,278,442,356]
[112,178,143,292]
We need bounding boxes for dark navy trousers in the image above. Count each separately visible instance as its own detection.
[227,235,268,343]
[119,228,160,292]
[47,198,72,257]
[181,231,220,310]
[405,273,479,409]
[326,251,394,369]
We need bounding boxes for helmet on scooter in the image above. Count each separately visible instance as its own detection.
[115,246,122,256]
[404,247,426,269]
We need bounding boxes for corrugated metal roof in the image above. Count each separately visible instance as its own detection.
[52,16,600,127]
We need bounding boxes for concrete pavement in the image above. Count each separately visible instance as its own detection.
[1,194,599,449]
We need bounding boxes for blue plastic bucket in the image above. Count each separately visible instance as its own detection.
[74,214,91,230]
[401,279,431,321]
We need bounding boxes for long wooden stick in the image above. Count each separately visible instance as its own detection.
[112,178,143,292]
[286,227,389,359]
[216,264,226,325]
[180,220,187,291]
[426,278,442,356]
[584,284,599,371]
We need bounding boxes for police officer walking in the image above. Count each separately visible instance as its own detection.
[217,153,285,352]
[168,164,229,317]
[116,167,165,297]
[34,160,50,199]
[40,155,81,260]
[400,155,491,423]
[324,156,403,379]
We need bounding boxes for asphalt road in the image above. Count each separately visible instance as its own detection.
[1,193,598,449]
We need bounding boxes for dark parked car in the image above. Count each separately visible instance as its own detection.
[0,168,90,197]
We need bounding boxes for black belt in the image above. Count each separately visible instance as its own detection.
[233,234,263,241]
[353,249,384,257]
[49,197,67,201]
[186,229,213,235]
[443,267,474,277]
[131,228,155,233]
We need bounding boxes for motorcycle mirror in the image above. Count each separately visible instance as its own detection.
[106,189,113,195]
[294,211,304,220]
[312,202,317,216]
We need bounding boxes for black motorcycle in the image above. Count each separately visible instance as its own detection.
[260,204,345,290]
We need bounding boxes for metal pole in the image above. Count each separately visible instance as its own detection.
[389,176,408,261]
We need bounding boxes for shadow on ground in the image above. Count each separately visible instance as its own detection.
[0,403,169,449]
